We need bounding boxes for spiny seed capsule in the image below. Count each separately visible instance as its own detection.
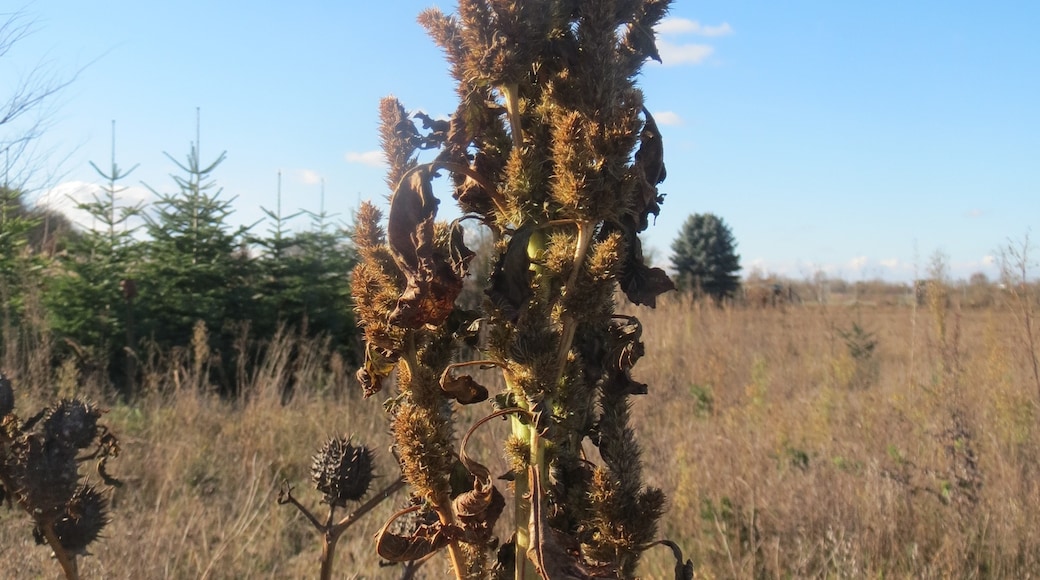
[311,436,375,507]
[34,485,110,554]
[12,435,79,517]
[43,399,101,450]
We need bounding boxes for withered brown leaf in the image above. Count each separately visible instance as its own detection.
[386,166,470,328]
[603,223,675,308]
[600,316,649,397]
[630,106,667,233]
[438,370,489,405]
[374,505,450,562]
[358,344,399,398]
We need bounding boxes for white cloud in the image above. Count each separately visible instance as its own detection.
[344,150,385,168]
[981,255,996,266]
[37,180,152,231]
[297,169,322,185]
[656,41,714,66]
[652,111,683,126]
[965,208,984,218]
[656,18,734,38]
[848,256,869,271]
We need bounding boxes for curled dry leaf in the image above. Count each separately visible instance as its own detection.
[602,315,649,397]
[374,505,451,563]
[358,344,399,398]
[439,370,489,405]
[648,539,695,580]
[486,225,535,321]
[387,166,471,328]
[413,111,450,150]
[610,223,674,308]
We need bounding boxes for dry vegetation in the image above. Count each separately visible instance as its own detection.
[2,279,1040,578]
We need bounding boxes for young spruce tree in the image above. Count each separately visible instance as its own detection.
[138,112,254,390]
[46,121,143,396]
[352,2,689,578]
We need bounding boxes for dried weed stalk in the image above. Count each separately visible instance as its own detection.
[0,372,121,580]
[278,435,407,580]
[352,1,690,577]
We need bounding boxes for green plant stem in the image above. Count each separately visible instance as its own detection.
[510,410,538,580]
[500,83,523,152]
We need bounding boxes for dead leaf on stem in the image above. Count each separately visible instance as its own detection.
[386,167,471,328]
[439,369,489,405]
[374,505,451,563]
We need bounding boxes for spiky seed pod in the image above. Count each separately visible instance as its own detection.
[311,436,375,507]
[43,399,101,450]
[0,373,13,418]
[38,485,110,554]
[8,435,79,518]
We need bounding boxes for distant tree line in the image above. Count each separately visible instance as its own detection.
[1,127,357,398]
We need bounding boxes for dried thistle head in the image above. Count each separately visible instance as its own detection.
[310,436,376,507]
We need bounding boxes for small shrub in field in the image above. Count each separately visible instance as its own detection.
[0,372,120,580]
[837,321,879,389]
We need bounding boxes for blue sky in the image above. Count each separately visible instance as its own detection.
[4,1,1038,282]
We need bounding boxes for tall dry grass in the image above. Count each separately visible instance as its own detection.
[2,284,1040,578]
[630,290,1040,578]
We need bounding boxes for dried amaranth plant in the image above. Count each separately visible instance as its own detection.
[352,1,691,577]
[0,372,121,580]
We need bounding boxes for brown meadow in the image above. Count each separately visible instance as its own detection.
[2,282,1039,578]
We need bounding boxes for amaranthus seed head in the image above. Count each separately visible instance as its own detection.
[311,436,375,506]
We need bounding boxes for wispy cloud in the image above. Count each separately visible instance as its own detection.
[656,41,714,66]
[656,18,734,38]
[344,150,385,168]
[965,208,984,218]
[652,111,683,126]
[297,169,322,185]
[652,17,732,66]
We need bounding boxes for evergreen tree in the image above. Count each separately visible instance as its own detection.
[249,177,356,360]
[0,185,41,367]
[137,113,255,387]
[45,121,143,395]
[670,212,742,300]
[291,203,356,355]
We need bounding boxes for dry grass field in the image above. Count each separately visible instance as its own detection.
[2,282,1040,578]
